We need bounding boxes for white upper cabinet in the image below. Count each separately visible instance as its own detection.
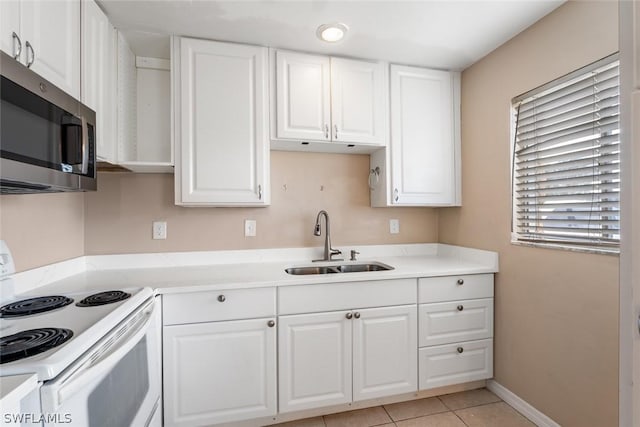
[81,0,117,163]
[174,37,270,206]
[275,51,331,141]
[371,65,460,207]
[331,57,385,145]
[0,1,20,60]
[273,49,387,150]
[18,0,81,98]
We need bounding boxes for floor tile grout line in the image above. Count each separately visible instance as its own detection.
[380,404,395,424]
[452,410,471,427]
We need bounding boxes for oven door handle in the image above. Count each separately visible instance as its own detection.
[41,301,155,411]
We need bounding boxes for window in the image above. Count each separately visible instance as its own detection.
[511,55,620,254]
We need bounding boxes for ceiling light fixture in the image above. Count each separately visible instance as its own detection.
[316,23,349,43]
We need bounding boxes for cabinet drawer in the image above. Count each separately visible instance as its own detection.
[278,279,416,315]
[419,274,493,303]
[418,339,493,390]
[163,287,276,325]
[419,299,493,347]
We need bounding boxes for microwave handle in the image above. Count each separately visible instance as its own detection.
[41,300,155,412]
[80,115,89,175]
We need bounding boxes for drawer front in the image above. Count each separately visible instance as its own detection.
[278,279,416,315]
[419,299,493,347]
[163,288,276,325]
[419,274,493,303]
[418,339,493,390]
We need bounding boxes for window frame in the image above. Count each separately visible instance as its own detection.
[510,53,620,255]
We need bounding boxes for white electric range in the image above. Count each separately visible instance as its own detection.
[0,286,162,427]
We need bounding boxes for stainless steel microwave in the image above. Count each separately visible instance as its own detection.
[0,51,96,194]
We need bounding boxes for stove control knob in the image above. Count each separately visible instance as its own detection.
[217,295,226,302]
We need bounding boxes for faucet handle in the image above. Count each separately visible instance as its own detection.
[350,250,360,261]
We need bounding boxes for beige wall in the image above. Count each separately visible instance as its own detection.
[438,1,619,426]
[84,151,438,255]
[0,192,85,272]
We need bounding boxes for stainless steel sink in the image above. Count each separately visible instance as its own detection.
[284,266,339,275]
[285,262,394,275]
[335,263,392,273]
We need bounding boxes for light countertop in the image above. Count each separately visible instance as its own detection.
[11,244,499,297]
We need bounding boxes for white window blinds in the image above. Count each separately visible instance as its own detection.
[512,56,620,252]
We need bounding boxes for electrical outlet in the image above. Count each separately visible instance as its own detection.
[389,219,400,234]
[245,219,257,237]
[152,221,167,240]
[0,240,15,277]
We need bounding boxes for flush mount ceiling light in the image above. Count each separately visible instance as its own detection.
[316,23,349,43]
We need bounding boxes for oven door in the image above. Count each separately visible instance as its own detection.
[40,297,161,427]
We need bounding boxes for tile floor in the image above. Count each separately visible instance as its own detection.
[272,388,537,427]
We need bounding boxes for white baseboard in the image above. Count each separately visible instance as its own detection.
[487,380,561,427]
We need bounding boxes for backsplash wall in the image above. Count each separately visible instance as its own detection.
[0,192,85,272]
[84,151,439,255]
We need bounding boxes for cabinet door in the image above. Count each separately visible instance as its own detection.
[390,65,457,205]
[177,37,269,206]
[279,311,352,413]
[163,318,277,426]
[21,0,81,98]
[0,1,20,59]
[353,305,417,401]
[275,50,331,141]
[331,57,385,145]
[82,0,116,162]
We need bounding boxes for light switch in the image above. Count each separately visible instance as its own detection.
[245,220,257,237]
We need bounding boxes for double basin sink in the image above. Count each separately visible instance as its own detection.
[285,261,394,275]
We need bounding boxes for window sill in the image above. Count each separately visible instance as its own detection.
[511,239,620,256]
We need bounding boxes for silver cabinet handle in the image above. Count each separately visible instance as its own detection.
[11,32,21,60]
[394,188,399,202]
[457,347,464,354]
[217,295,226,302]
[25,41,34,68]
[267,320,275,328]
[258,184,262,200]
[457,305,464,311]
[457,279,464,285]
[345,312,353,319]
[324,124,329,139]
[334,124,338,140]
[354,312,361,319]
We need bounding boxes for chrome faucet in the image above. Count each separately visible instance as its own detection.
[313,210,343,262]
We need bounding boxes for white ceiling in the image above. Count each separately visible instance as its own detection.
[98,0,565,70]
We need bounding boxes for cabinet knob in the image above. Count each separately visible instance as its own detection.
[457,305,464,311]
[354,312,361,319]
[334,124,338,140]
[324,124,329,139]
[258,185,262,200]
[267,320,275,328]
[457,279,464,285]
[346,312,353,319]
[217,295,226,302]
[394,188,399,202]
[11,32,21,60]
[457,347,464,354]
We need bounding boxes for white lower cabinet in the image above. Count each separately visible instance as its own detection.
[279,305,417,413]
[417,274,494,391]
[162,288,277,427]
[163,318,277,426]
